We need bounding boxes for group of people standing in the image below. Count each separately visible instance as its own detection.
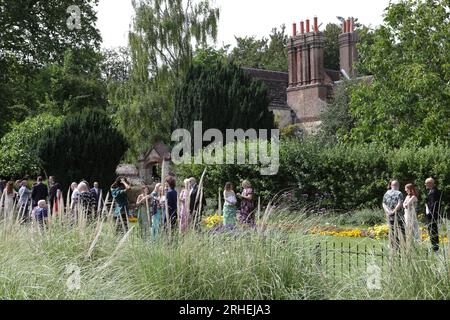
[0,175,103,226]
[111,176,206,237]
[383,178,442,252]
[111,176,256,239]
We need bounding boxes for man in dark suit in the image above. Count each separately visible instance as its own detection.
[189,177,207,229]
[90,182,102,206]
[31,176,48,208]
[425,178,441,252]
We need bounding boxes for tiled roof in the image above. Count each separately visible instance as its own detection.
[242,67,289,109]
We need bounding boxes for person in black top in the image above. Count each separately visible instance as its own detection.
[189,177,207,229]
[165,176,178,231]
[31,176,48,208]
[48,176,61,213]
[425,178,441,252]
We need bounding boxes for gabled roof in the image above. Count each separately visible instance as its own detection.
[138,141,171,162]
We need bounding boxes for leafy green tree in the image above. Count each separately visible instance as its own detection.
[0,0,102,66]
[110,0,220,160]
[346,0,450,146]
[323,23,341,71]
[229,25,288,72]
[173,56,275,140]
[37,111,128,190]
[0,114,62,178]
[35,50,108,115]
[0,0,103,137]
[319,79,356,142]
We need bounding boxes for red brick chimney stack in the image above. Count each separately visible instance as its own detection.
[293,23,297,36]
[339,17,359,77]
[306,19,310,33]
[313,17,318,33]
[300,21,305,34]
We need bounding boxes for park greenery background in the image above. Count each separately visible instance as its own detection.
[0,0,449,300]
[1,0,447,210]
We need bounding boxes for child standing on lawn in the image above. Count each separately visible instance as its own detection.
[223,182,237,228]
[33,199,49,229]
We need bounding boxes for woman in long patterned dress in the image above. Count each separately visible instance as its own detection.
[151,183,163,240]
[136,185,152,240]
[237,180,255,226]
[403,183,420,243]
[179,179,190,233]
[223,182,237,228]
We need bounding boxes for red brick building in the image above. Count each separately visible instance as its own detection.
[245,17,358,133]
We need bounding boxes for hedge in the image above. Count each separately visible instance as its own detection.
[174,139,449,212]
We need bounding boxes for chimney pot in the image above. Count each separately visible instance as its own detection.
[314,16,318,33]
[346,19,351,33]
[350,18,354,32]
[306,19,310,33]
[300,21,305,34]
[293,23,297,36]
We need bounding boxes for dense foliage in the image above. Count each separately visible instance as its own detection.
[175,139,450,211]
[0,114,62,178]
[37,111,128,190]
[173,58,275,139]
[0,0,104,138]
[229,26,288,72]
[110,0,220,160]
[346,0,450,146]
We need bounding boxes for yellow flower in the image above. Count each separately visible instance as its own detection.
[203,213,223,229]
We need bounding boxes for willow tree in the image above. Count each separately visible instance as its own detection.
[110,0,220,160]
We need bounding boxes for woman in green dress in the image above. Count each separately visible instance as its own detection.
[136,185,152,240]
[223,182,237,229]
[151,183,163,240]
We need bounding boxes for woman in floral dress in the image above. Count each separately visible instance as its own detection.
[179,179,191,233]
[151,183,163,240]
[237,180,255,226]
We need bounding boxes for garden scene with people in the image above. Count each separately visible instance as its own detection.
[0,0,449,300]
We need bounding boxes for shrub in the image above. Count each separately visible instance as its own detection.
[37,110,128,190]
[0,114,62,178]
[175,139,449,212]
[332,209,386,227]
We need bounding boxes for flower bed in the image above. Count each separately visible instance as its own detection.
[309,224,448,242]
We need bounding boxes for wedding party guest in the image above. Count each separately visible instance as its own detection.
[179,179,191,233]
[237,180,255,226]
[48,176,62,214]
[403,183,420,243]
[90,182,102,208]
[189,177,206,229]
[0,179,6,194]
[425,178,441,252]
[31,176,48,208]
[165,176,178,231]
[111,177,131,233]
[14,180,21,192]
[2,181,17,218]
[76,182,98,217]
[34,199,49,229]
[136,185,153,239]
[18,180,32,222]
[223,182,238,228]
[382,180,406,251]
[151,183,163,239]
[70,182,79,210]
